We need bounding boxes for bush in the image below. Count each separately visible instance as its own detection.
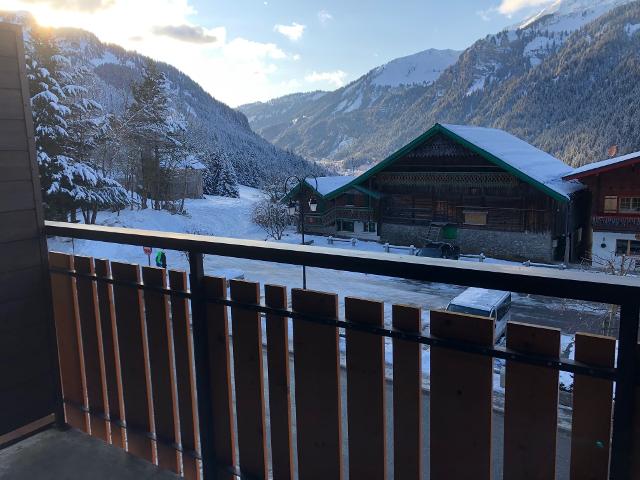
[252,198,289,240]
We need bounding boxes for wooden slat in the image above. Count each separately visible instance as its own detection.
[49,252,87,432]
[291,288,343,480]
[229,280,268,479]
[429,310,494,480]
[74,256,109,442]
[0,31,18,57]
[0,88,24,119]
[0,120,28,150]
[0,238,41,273]
[142,267,180,474]
[169,270,200,480]
[0,209,37,243]
[345,297,386,480]
[0,52,20,90]
[570,333,615,480]
[392,305,422,480]
[110,262,154,463]
[94,259,125,449]
[503,321,560,479]
[203,276,235,474]
[0,151,31,182]
[264,285,293,480]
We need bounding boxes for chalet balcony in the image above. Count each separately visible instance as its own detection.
[593,214,640,233]
[2,221,640,480]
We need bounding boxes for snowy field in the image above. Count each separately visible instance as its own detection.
[48,186,614,394]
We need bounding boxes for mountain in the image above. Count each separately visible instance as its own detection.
[0,11,324,188]
[239,49,461,170]
[240,0,640,169]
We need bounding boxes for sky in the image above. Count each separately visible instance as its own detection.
[2,0,558,107]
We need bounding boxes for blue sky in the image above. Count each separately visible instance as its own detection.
[4,0,554,106]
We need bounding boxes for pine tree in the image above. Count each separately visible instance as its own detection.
[217,157,240,198]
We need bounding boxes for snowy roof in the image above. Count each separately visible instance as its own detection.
[448,287,510,312]
[440,124,584,200]
[306,176,358,197]
[564,150,640,179]
[162,155,207,170]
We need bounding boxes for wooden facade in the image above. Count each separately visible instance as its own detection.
[307,129,587,263]
[0,23,60,442]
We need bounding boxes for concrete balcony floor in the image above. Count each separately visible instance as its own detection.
[0,428,180,480]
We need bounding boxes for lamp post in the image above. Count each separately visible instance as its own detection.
[284,175,318,289]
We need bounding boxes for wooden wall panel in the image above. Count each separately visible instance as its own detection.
[203,276,235,476]
[169,270,200,480]
[264,285,293,480]
[49,253,87,432]
[0,23,58,439]
[291,288,343,480]
[142,267,180,474]
[229,280,268,479]
[345,297,386,480]
[570,333,615,480]
[392,305,422,480]
[430,310,493,480]
[503,322,560,479]
[94,258,125,449]
[111,262,154,463]
[74,256,109,442]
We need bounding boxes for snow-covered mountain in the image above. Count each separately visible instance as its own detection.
[0,11,324,187]
[240,0,640,169]
[239,49,461,170]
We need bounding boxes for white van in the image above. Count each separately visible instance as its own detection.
[446,287,512,343]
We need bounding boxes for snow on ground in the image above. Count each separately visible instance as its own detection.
[48,185,606,395]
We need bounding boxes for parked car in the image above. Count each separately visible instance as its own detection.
[415,241,460,260]
[446,287,512,343]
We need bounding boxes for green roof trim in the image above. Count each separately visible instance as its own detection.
[323,123,570,203]
[353,184,382,199]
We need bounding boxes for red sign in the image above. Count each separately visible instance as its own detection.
[143,247,152,255]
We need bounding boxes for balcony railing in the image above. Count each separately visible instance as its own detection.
[593,215,640,232]
[42,220,640,480]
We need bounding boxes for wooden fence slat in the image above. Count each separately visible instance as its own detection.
[203,276,235,475]
[392,305,422,480]
[570,333,615,480]
[264,285,293,480]
[49,252,88,432]
[169,270,200,480]
[503,321,560,479]
[142,267,180,474]
[229,280,268,479]
[345,297,386,480]
[94,259,125,449]
[291,288,343,480]
[430,310,494,480]
[111,262,154,463]
[74,256,109,442]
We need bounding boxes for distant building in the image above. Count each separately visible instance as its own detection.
[296,123,588,263]
[563,151,640,261]
[163,156,206,200]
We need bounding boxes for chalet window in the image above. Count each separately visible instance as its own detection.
[604,196,618,213]
[363,222,377,233]
[337,219,354,232]
[616,239,640,256]
[463,210,488,226]
[620,197,640,213]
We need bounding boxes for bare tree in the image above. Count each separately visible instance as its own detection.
[252,196,290,240]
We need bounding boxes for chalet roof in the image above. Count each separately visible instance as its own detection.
[308,176,357,196]
[563,150,640,180]
[321,123,583,202]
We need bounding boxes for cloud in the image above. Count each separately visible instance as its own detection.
[274,22,305,41]
[292,53,301,61]
[305,70,347,88]
[22,0,114,12]
[152,24,219,44]
[497,0,554,15]
[317,10,333,25]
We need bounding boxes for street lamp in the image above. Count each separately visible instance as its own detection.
[284,175,318,289]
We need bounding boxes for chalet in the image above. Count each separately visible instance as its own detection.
[300,124,588,263]
[163,155,206,200]
[563,151,640,260]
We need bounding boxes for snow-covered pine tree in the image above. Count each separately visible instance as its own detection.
[217,157,240,198]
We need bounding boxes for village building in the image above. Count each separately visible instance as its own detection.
[563,151,640,261]
[298,123,588,263]
[162,155,206,200]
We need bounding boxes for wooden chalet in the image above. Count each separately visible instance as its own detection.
[303,124,588,263]
[564,151,640,261]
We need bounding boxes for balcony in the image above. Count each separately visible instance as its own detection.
[593,215,640,233]
[2,220,640,480]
